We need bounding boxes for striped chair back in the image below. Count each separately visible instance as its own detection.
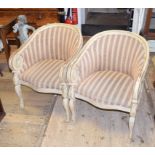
[77,31,148,81]
[19,23,82,73]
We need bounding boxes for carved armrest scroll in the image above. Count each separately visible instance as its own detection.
[9,52,23,71]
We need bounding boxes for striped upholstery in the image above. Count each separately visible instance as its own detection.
[77,71,134,108]
[8,23,85,114]
[74,33,146,83]
[21,59,64,89]
[18,24,82,74]
[9,23,83,93]
[66,30,149,110]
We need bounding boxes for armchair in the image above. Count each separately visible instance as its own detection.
[9,23,83,110]
[64,30,149,138]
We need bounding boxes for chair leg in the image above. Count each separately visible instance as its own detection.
[15,84,24,109]
[68,85,76,122]
[61,83,70,122]
[129,116,135,139]
[144,78,150,93]
[129,101,137,139]
[69,98,76,121]
[13,73,24,109]
[62,98,70,122]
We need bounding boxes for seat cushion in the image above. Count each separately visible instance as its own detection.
[77,71,134,108]
[21,59,64,89]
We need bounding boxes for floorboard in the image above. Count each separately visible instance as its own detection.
[42,86,155,146]
[0,75,57,146]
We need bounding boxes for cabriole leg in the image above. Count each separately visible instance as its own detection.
[15,84,24,109]
[144,78,150,93]
[129,116,135,139]
[13,73,24,109]
[61,84,70,122]
[69,98,76,121]
[129,101,137,139]
[69,85,76,122]
[62,98,70,122]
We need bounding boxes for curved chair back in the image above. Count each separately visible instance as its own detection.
[17,23,83,72]
[74,30,149,81]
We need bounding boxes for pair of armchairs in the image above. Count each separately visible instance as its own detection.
[9,23,149,138]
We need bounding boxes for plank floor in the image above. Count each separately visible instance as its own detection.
[0,72,57,146]
[41,88,155,146]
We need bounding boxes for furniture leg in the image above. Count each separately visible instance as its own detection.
[69,85,76,122]
[62,98,70,122]
[144,78,150,93]
[0,30,10,65]
[129,101,137,139]
[69,98,76,121]
[129,115,135,139]
[15,84,24,109]
[0,70,3,76]
[61,83,70,122]
[13,72,24,109]
[0,98,5,121]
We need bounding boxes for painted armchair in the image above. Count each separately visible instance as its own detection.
[9,23,83,109]
[63,30,149,138]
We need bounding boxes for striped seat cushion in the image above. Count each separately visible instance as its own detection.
[21,59,64,89]
[77,71,134,108]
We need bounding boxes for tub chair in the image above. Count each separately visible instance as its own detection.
[63,30,149,138]
[9,23,83,111]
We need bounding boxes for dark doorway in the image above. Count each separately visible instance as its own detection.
[82,8,133,36]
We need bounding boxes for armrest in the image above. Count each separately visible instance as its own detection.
[131,54,149,103]
[9,36,37,73]
[9,25,46,73]
[131,55,149,81]
[9,51,23,72]
[61,49,100,86]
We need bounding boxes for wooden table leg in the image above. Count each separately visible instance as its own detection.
[0,99,5,121]
[0,70,3,76]
[0,30,10,64]
[153,81,155,88]
[0,30,11,74]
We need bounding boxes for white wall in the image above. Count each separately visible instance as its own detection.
[132,8,146,34]
[77,8,84,29]
[80,8,86,24]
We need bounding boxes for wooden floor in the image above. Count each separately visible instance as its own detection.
[42,90,155,146]
[0,71,57,146]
